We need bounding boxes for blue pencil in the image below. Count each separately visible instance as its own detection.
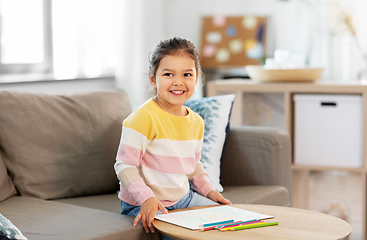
[199,219,234,228]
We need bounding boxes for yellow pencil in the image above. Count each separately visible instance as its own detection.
[220,222,265,232]
[229,221,279,231]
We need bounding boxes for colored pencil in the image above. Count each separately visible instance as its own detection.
[199,219,234,228]
[220,221,264,231]
[201,221,250,232]
[214,220,248,229]
[218,220,263,231]
[200,225,221,232]
[229,221,279,231]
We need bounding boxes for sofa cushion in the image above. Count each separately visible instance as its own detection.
[222,185,290,207]
[0,91,131,200]
[53,193,121,213]
[184,94,235,192]
[0,154,17,202]
[0,196,160,240]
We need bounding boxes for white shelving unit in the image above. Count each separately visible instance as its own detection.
[207,79,367,239]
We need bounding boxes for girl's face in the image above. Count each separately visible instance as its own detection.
[150,52,198,116]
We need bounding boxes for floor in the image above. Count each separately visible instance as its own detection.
[308,171,363,240]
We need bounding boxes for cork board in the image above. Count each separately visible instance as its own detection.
[200,16,267,69]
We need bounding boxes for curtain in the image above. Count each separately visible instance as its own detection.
[114,0,166,109]
[306,0,367,82]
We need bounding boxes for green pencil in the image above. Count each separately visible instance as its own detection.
[230,221,278,231]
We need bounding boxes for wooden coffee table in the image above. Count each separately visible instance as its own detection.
[153,204,351,240]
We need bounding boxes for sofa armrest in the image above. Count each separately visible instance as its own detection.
[220,125,292,197]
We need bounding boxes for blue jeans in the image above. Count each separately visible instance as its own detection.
[120,190,219,240]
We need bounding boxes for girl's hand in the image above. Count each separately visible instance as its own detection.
[207,190,232,205]
[133,197,168,233]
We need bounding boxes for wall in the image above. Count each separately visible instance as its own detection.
[164,0,310,60]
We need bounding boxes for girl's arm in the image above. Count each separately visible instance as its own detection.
[114,110,156,205]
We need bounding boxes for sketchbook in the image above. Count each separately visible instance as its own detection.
[154,205,273,230]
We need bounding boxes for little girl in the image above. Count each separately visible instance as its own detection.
[114,37,231,236]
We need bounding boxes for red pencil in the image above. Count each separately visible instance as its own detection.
[200,225,217,231]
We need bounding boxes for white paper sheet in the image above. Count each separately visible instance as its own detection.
[154,205,273,230]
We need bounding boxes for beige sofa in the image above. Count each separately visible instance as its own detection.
[0,90,292,240]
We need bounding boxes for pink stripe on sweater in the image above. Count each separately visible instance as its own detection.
[126,179,156,205]
[141,151,199,174]
[116,143,142,166]
[118,184,181,207]
[191,174,215,197]
[118,144,200,174]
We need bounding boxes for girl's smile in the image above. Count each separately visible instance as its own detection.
[170,90,184,95]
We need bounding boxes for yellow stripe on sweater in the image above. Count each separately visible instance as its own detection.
[123,99,204,141]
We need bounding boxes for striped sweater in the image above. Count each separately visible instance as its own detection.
[114,99,215,207]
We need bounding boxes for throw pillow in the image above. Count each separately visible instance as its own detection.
[0,155,17,202]
[184,94,235,192]
[0,91,131,200]
[0,214,27,240]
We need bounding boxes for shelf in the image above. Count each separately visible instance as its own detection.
[292,164,364,174]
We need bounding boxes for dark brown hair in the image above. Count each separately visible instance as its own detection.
[149,36,204,81]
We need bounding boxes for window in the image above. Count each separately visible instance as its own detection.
[0,0,117,79]
[0,0,51,74]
